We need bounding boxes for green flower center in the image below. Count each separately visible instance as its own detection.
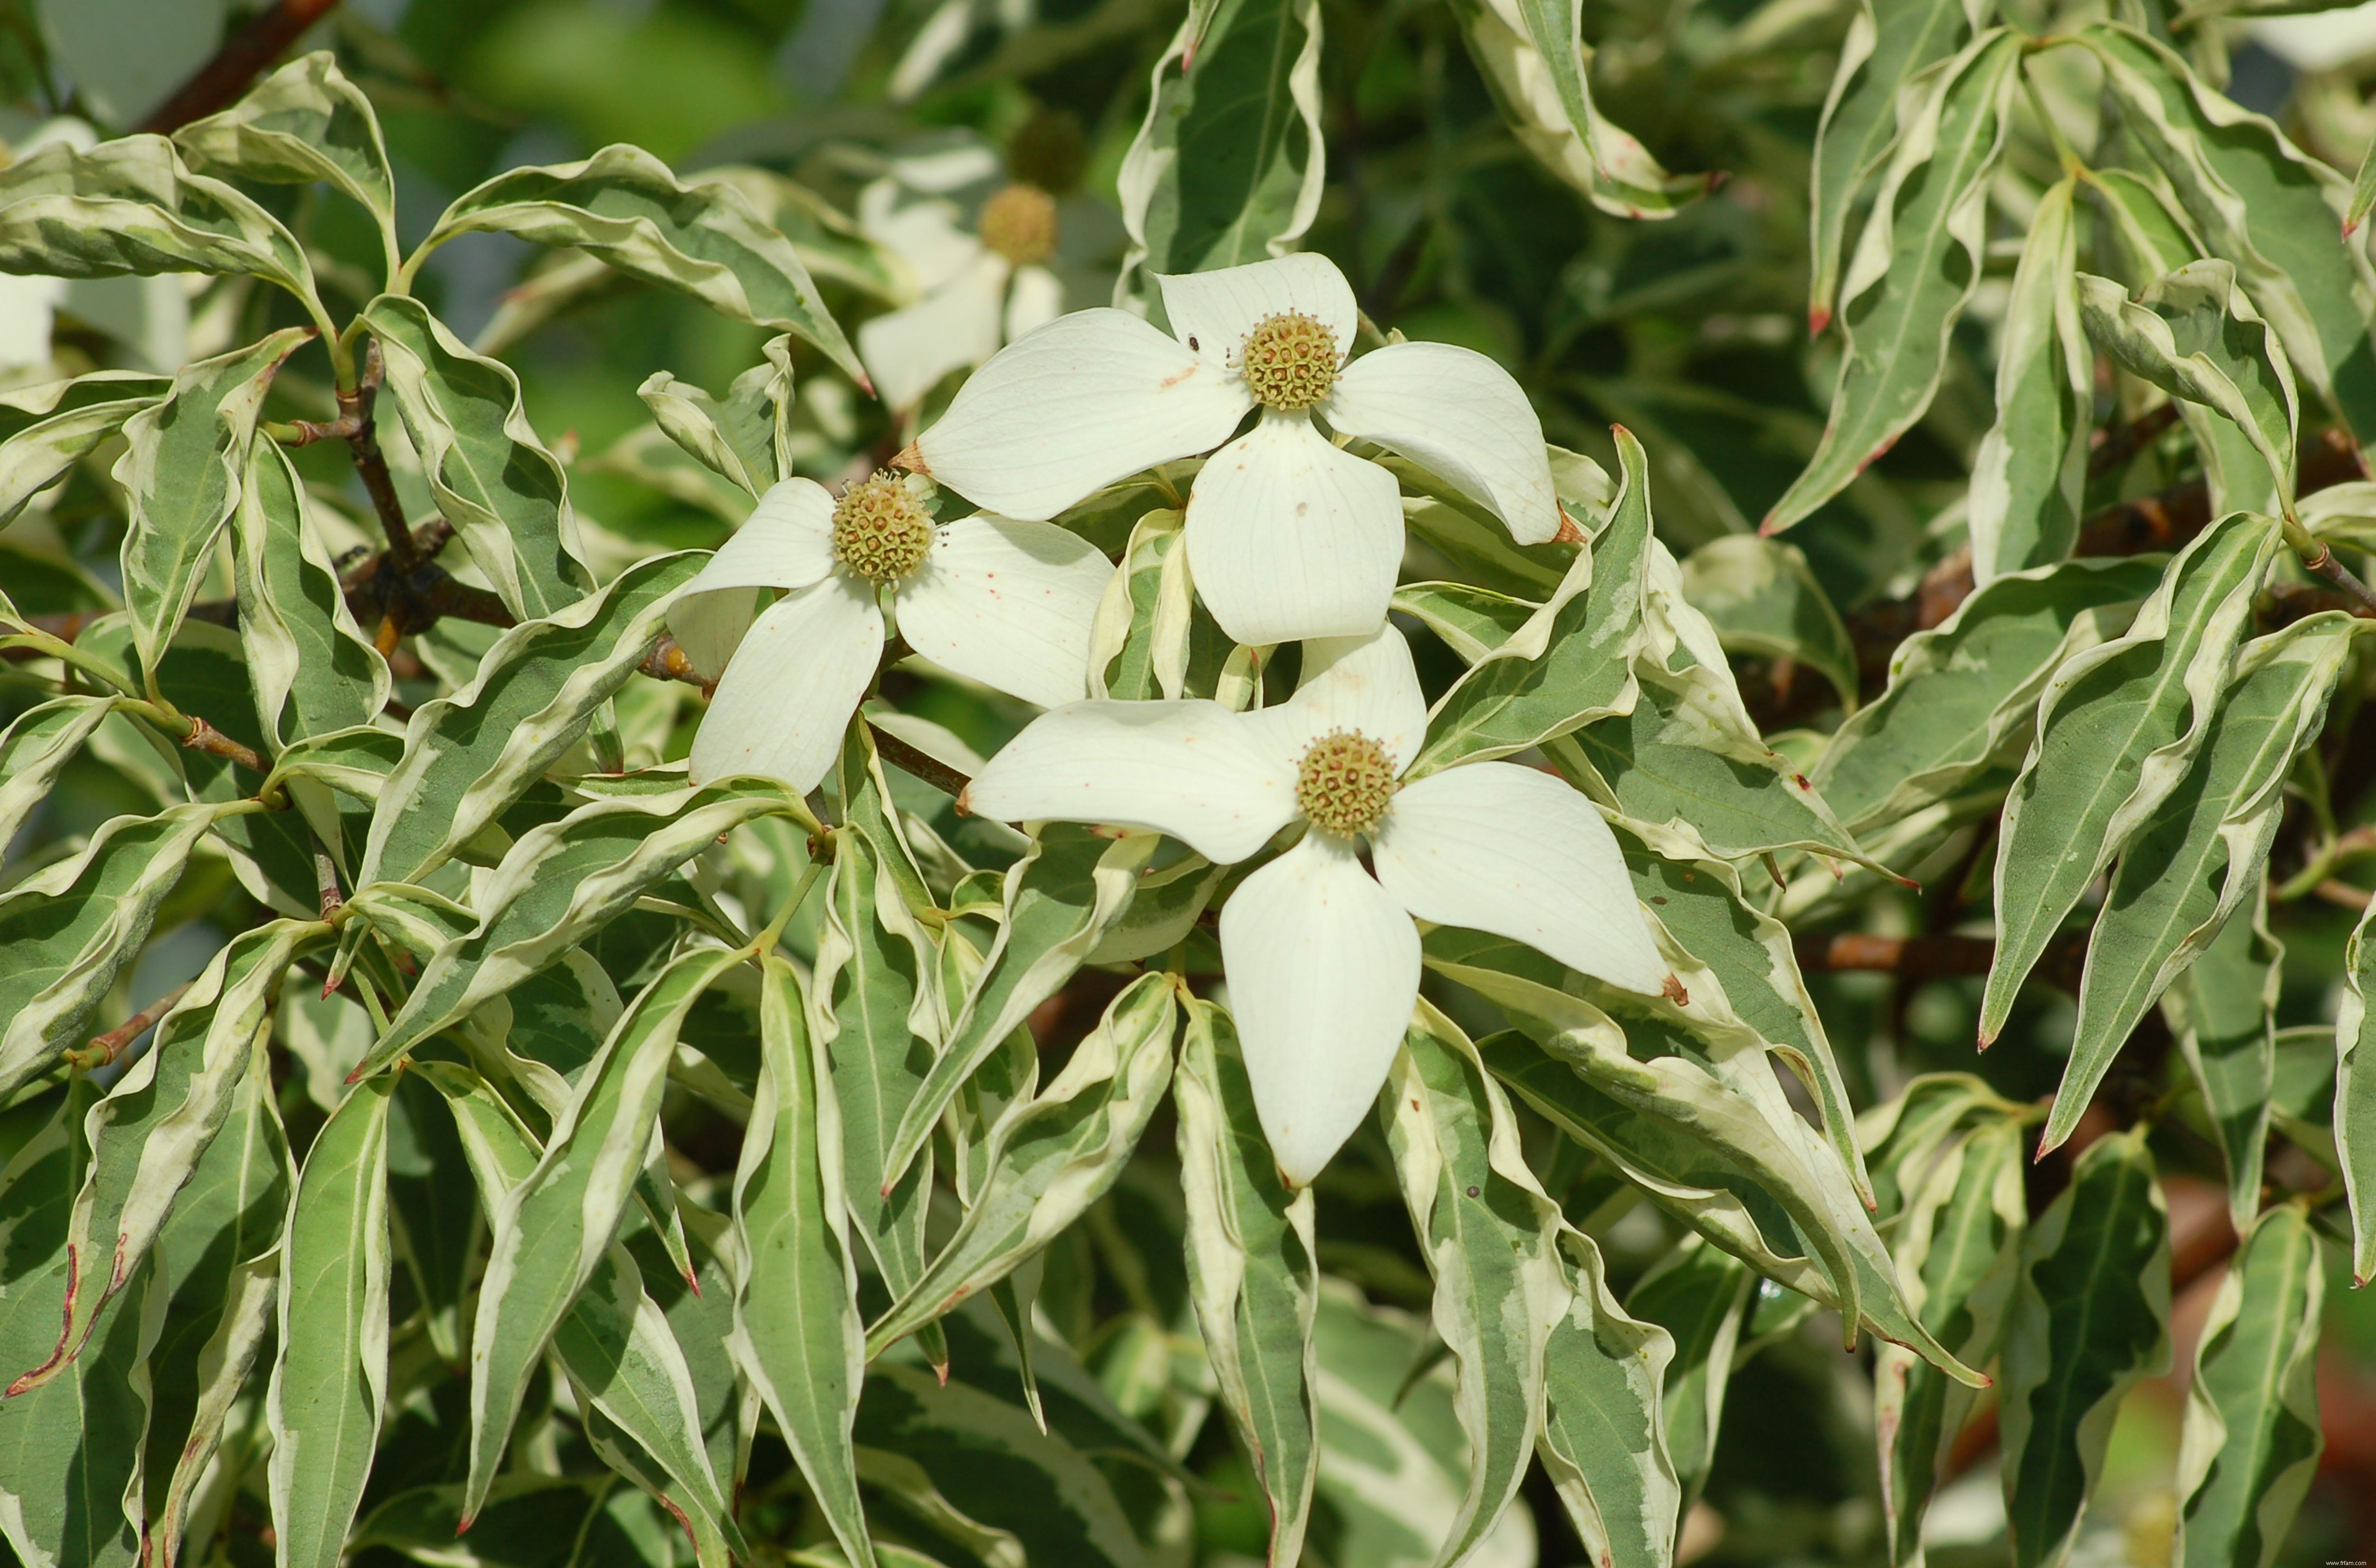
[979,183,1059,267]
[1239,311,1339,411]
[1295,730,1398,838]
[833,473,935,583]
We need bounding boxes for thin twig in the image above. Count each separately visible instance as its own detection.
[62,982,195,1070]
[138,0,344,135]
[182,715,270,775]
[336,339,414,567]
[870,724,972,798]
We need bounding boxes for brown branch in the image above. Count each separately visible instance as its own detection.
[62,982,195,1070]
[182,715,269,775]
[138,0,344,135]
[1793,927,2094,994]
[2086,401,2184,481]
[870,724,972,798]
[137,0,345,135]
[337,340,414,567]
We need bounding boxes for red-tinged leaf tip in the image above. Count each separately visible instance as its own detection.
[1808,306,1831,338]
[2349,216,2364,239]
[683,1268,701,1297]
[1609,421,1633,441]
[345,1063,367,1085]
[1758,512,1786,537]
[854,370,878,399]
[455,1514,475,1538]
[321,976,338,1000]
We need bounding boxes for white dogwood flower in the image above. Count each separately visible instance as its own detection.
[961,625,1668,1183]
[672,474,1113,794]
[910,251,1564,647]
[854,141,1121,413]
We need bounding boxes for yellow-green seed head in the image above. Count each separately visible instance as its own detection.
[833,473,935,582]
[979,183,1059,267]
[1239,311,1339,411]
[1295,730,1398,838]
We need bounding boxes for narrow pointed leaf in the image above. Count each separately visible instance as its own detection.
[1116,0,1323,287]
[115,328,311,676]
[1622,1236,1750,1508]
[13,919,317,1392]
[2173,1202,2324,1568]
[1813,558,2163,833]
[1970,178,2090,582]
[1764,29,2019,535]
[2061,616,2352,1149]
[1806,0,1973,328]
[0,801,243,1098]
[881,824,1152,1188]
[1177,997,1319,1568]
[360,294,596,621]
[362,781,799,1079]
[1414,424,1653,774]
[1876,1117,2025,1565]
[869,973,1176,1354]
[1454,0,1707,219]
[1537,1228,1677,1568]
[267,1076,394,1568]
[1999,1128,2172,1568]
[416,146,863,383]
[0,134,318,303]
[726,957,876,1568]
[172,51,397,246]
[2085,22,2376,459]
[356,551,701,889]
[464,946,745,1521]
[0,371,168,529]
[1983,512,2280,1042]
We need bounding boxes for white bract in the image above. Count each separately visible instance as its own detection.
[963,624,1669,1183]
[855,142,1118,414]
[672,474,1114,794]
[911,251,1565,647]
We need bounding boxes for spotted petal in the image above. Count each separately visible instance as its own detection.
[963,700,1296,863]
[859,252,1008,412]
[1220,832,1421,1186]
[668,478,840,677]
[914,307,1249,521]
[895,516,1113,708]
[1185,411,1403,646]
[1371,761,1669,994]
[1323,341,1562,545]
[1242,623,1429,775]
[1156,254,1358,376]
[689,574,883,795]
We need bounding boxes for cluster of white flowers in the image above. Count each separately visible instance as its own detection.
[676,250,1668,1183]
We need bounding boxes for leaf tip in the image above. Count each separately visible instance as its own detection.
[683,1267,701,1296]
[1807,306,1831,338]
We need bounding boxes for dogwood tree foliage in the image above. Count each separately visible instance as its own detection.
[1,0,2373,1564]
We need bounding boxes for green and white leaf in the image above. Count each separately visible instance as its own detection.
[1175,997,1319,1568]
[728,957,875,1568]
[1998,1128,2172,1568]
[1983,511,2280,1043]
[868,972,1176,1354]
[2173,1202,2325,1568]
[1764,29,2019,535]
[267,1076,393,1568]
[411,146,863,383]
[1969,178,2090,582]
